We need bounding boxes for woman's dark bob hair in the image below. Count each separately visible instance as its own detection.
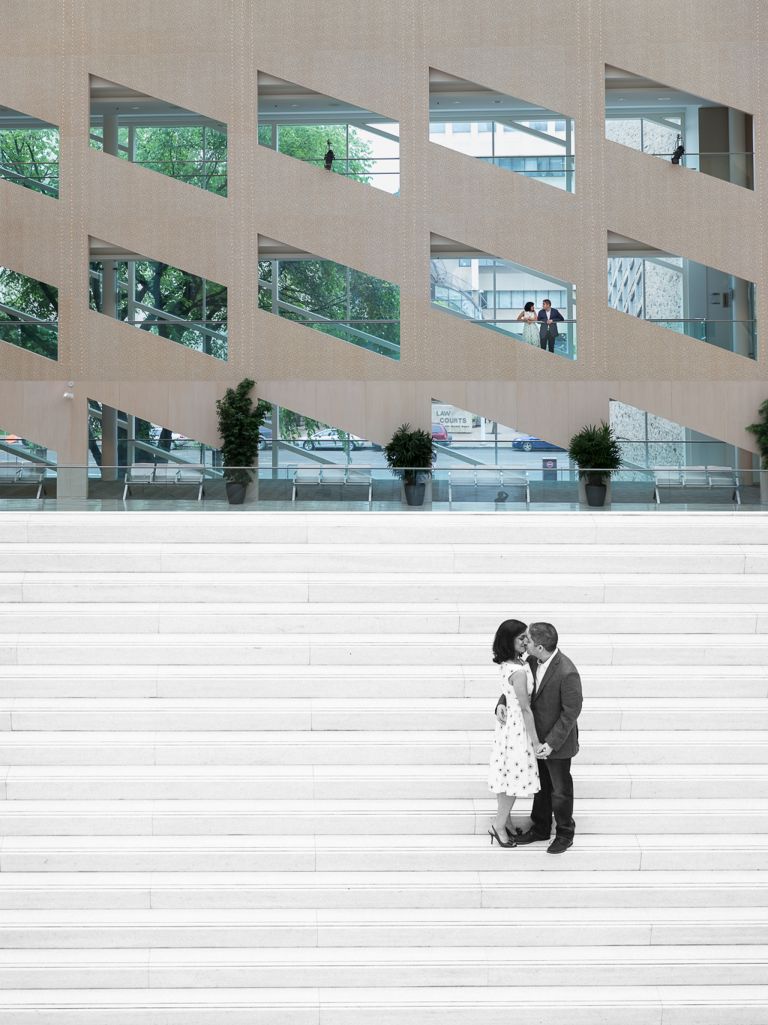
[524,301,535,312]
[492,619,528,664]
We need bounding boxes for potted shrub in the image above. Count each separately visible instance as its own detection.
[216,378,268,505]
[384,423,436,507]
[747,399,768,505]
[568,421,622,507]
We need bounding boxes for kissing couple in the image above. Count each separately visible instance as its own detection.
[487,619,583,854]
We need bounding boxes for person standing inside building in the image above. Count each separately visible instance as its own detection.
[323,140,335,172]
[513,622,583,854]
[537,298,564,353]
[517,301,540,346]
[487,620,541,847]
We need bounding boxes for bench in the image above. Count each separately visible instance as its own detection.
[448,468,530,506]
[0,464,46,499]
[123,463,205,501]
[653,465,741,506]
[291,466,372,506]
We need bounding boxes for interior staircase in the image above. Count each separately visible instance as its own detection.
[0,510,767,1024]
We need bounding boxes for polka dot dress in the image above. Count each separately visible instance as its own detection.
[488,660,540,797]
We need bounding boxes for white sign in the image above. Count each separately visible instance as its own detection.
[432,405,473,433]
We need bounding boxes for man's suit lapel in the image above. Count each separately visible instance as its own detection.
[533,651,561,703]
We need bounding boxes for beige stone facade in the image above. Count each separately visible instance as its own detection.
[0,0,765,463]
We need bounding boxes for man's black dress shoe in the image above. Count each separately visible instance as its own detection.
[547,836,573,854]
[514,829,550,845]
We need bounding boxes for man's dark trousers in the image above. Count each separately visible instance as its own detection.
[540,327,557,352]
[530,757,575,839]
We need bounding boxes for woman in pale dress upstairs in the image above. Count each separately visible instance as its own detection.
[487,619,541,846]
[516,301,539,346]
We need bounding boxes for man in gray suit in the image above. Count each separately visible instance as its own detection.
[513,622,583,853]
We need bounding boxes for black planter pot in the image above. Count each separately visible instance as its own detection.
[226,482,247,505]
[585,482,607,507]
[404,482,426,507]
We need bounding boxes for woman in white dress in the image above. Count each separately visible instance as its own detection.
[516,301,539,346]
[488,619,541,846]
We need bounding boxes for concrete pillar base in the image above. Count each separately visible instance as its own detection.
[57,467,89,501]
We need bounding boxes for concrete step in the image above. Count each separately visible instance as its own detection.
[1,602,767,635]
[0,870,765,911]
[3,697,767,733]
[3,572,768,604]
[3,633,768,665]
[2,944,766,989]
[0,798,764,836]
[2,984,768,1025]
[0,664,764,699]
[4,834,766,873]
[1,984,768,1025]
[3,508,768,546]
[3,907,768,949]
[5,763,764,801]
[0,541,767,576]
[2,729,765,765]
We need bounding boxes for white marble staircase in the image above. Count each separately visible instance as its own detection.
[0,510,767,1025]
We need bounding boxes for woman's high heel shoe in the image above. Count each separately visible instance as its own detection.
[488,825,517,847]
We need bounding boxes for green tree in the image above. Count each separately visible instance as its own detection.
[258,257,399,358]
[0,127,59,196]
[89,260,227,361]
[0,267,58,359]
[265,123,373,183]
[129,125,227,195]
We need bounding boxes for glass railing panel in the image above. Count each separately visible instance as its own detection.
[429,105,575,193]
[640,319,756,358]
[259,256,400,361]
[0,159,59,196]
[472,317,577,359]
[606,124,754,189]
[300,156,400,194]
[2,463,762,508]
[90,257,227,361]
[0,320,57,359]
[478,154,575,191]
[128,158,227,195]
[0,117,59,197]
[117,320,227,359]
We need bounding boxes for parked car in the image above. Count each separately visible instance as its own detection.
[258,426,273,450]
[302,428,365,451]
[511,434,566,452]
[431,422,452,445]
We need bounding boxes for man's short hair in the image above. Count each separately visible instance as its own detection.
[542,299,552,306]
[529,622,558,652]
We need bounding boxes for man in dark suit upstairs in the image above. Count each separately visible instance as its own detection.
[514,622,583,854]
[537,299,564,353]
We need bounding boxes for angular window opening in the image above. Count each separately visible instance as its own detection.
[431,234,577,359]
[89,238,227,361]
[0,103,59,196]
[609,400,744,471]
[605,65,754,189]
[429,69,575,192]
[258,237,400,360]
[89,76,227,196]
[87,401,222,477]
[608,232,757,359]
[0,427,53,464]
[257,73,399,194]
[431,400,566,471]
[0,266,58,359]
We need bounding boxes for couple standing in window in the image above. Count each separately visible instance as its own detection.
[517,298,564,352]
